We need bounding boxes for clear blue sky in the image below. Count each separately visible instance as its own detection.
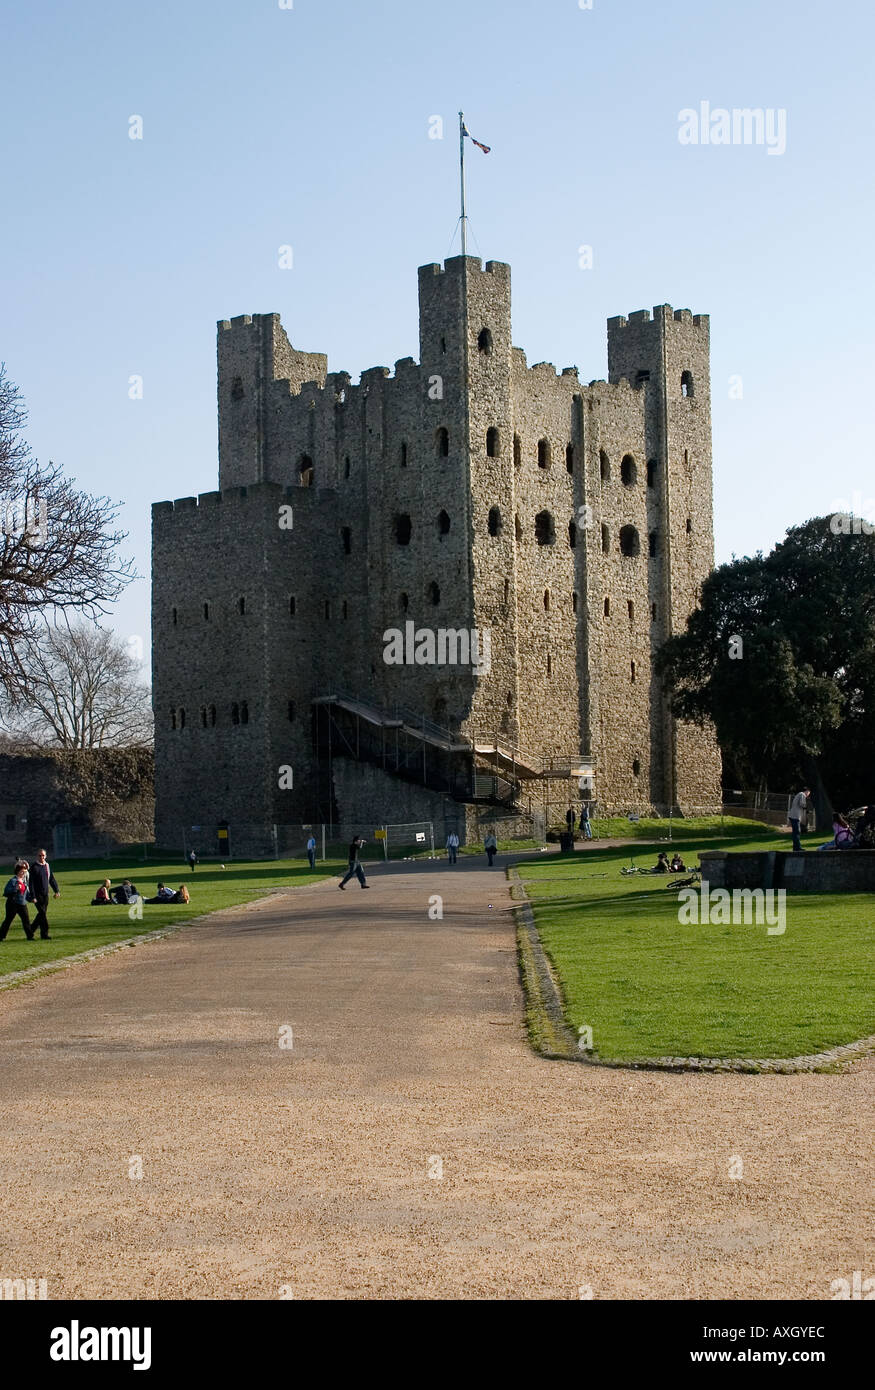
[2,0,872,664]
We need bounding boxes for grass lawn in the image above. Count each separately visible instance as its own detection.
[0,856,342,980]
[517,821,875,1062]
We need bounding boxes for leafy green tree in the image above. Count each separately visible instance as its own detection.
[656,516,875,824]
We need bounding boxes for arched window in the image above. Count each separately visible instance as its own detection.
[600,450,610,482]
[566,443,574,474]
[537,438,551,469]
[478,327,492,354]
[632,758,641,777]
[601,524,610,554]
[486,427,499,457]
[621,454,637,486]
[400,591,409,611]
[534,510,554,545]
[627,600,635,621]
[438,510,451,537]
[341,526,352,553]
[647,458,657,488]
[515,514,523,543]
[568,520,577,549]
[289,595,296,616]
[681,371,694,398]
[436,427,449,457]
[488,507,502,537]
[394,513,412,545]
[400,442,408,467]
[238,596,245,615]
[603,597,610,617]
[543,589,550,611]
[620,525,640,557]
[288,700,296,722]
[513,434,521,467]
[299,454,314,487]
[428,581,440,606]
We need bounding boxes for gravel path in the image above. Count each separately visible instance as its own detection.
[0,856,870,1300]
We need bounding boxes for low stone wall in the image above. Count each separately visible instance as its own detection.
[700,849,875,892]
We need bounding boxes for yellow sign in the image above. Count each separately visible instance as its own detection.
[374,829,386,840]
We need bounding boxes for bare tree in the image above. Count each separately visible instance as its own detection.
[2,624,152,749]
[0,364,134,694]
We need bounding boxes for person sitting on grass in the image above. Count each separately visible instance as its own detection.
[653,852,670,874]
[818,813,854,851]
[145,881,176,904]
[669,853,686,872]
[111,879,140,904]
[173,884,190,904]
[91,879,113,905]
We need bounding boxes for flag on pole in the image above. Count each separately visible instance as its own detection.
[462,122,491,154]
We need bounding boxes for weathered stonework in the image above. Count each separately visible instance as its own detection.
[152,256,721,850]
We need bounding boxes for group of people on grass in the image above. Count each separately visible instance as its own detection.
[90,879,190,906]
[0,849,60,941]
[789,789,875,852]
[0,850,197,943]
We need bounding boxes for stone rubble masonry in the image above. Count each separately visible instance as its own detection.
[152,256,722,851]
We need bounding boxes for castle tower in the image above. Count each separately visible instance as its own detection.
[606,305,717,807]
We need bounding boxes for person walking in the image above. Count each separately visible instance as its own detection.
[446,831,460,864]
[306,834,317,870]
[788,788,810,852]
[188,849,198,872]
[484,831,497,866]
[1,862,34,941]
[581,803,593,840]
[339,836,369,890]
[29,848,60,940]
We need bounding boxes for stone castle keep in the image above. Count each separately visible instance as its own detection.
[152,255,721,853]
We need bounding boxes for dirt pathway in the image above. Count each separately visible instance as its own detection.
[0,856,870,1299]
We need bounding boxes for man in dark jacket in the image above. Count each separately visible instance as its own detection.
[338,837,369,889]
[1,862,34,940]
[29,848,60,940]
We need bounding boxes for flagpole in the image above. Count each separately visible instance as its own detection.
[459,110,467,257]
